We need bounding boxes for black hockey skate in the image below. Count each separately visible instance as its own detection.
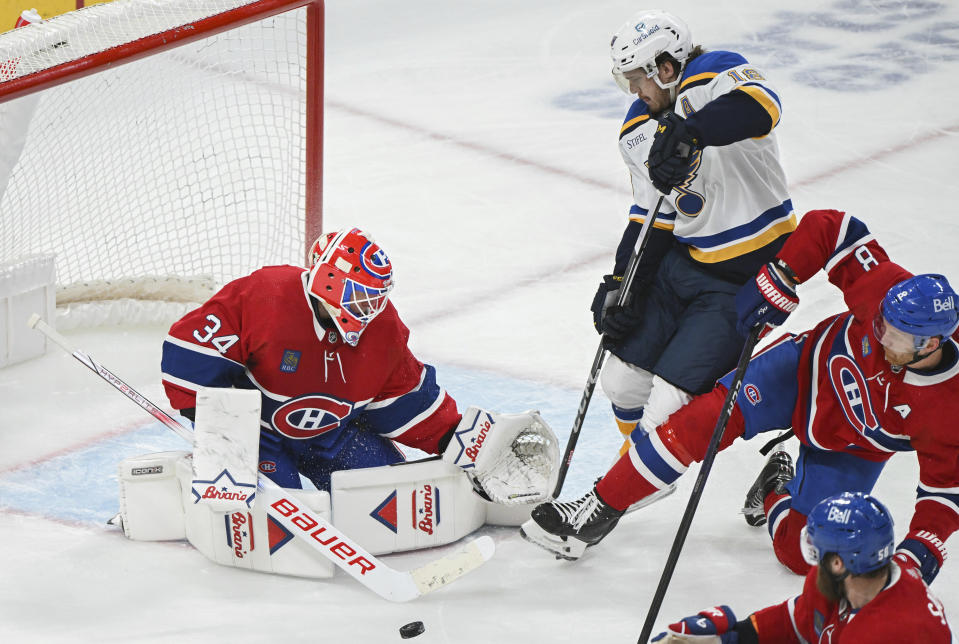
[741,444,794,527]
[519,487,625,561]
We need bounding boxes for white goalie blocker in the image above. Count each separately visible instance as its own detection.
[114,391,560,575]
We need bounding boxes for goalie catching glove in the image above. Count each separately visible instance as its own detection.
[443,406,559,506]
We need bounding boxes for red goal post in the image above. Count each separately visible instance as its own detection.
[0,0,324,325]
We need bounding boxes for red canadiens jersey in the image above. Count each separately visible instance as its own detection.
[751,560,953,642]
[778,210,959,553]
[160,265,460,456]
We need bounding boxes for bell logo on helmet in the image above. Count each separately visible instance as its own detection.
[933,297,955,313]
[827,506,851,524]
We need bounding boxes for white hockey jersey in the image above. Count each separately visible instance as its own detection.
[619,50,795,280]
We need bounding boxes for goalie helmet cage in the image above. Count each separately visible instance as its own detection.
[0,0,324,326]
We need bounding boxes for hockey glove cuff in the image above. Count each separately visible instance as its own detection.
[895,531,948,585]
[648,112,701,194]
[651,605,739,643]
[735,260,798,338]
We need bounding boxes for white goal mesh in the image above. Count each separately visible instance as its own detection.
[0,0,323,325]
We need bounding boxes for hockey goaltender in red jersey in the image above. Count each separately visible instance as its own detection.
[126,227,560,576]
[522,209,959,590]
[161,226,556,497]
[651,493,953,643]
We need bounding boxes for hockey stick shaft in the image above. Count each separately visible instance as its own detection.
[28,314,493,602]
[552,195,666,499]
[636,326,761,643]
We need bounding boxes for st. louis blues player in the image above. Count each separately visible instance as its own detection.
[592,10,795,466]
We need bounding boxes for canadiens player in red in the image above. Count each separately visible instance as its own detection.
[160,227,555,497]
[161,227,460,490]
[522,209,959,588]
[650,492,953,643]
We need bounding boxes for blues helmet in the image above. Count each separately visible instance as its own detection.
[876,274,959,352]
[610,10,692,93]
[801,492,895,575]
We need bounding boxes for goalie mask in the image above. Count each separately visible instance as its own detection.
[307,228,394,346]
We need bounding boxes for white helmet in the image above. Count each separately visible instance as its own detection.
[610,10,692,93]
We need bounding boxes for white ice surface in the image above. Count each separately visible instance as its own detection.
[2,0,959,642]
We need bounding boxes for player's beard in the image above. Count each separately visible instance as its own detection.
[815,562,845,603]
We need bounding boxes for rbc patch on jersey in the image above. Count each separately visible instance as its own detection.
[862,336,872,356]
[280,349,301,373]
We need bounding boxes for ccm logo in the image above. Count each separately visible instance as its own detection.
[270,497,375,575]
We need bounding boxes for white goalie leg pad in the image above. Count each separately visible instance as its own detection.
[638,375,693,435]
[179,457,334,579]
[115,450,191,541]
[331,457,486,555]
[442,407,560,506]
[190,387,260,512]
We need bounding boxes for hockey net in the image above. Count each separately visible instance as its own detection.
[0,0,323,328]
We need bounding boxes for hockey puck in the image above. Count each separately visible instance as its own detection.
[399,621,425,639]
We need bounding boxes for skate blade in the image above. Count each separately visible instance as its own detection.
[519,519,588,561]
[624,482,677,515]
[739,506,767,527]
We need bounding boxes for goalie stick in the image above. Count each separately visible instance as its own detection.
[28,314,494,602]
[552,194,666,499]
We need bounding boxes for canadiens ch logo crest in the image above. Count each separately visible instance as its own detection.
[280,349,301,373]
[827,355,880,434]
[360,241,392,280]
[744,383,762,406]
[271,394,353,439]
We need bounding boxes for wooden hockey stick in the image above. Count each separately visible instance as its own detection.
[636,326,761,643]
[552,195,666,499]
[28,314,494,602]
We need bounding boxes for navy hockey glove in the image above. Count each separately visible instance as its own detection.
[599,279,650,348]
[648,112,701,194]
[735,260,798,338]
[895,531,948,585]
[651,605,739,643]
[590,274,622,333]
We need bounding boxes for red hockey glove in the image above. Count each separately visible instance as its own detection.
[895,530,948,585]
[735,260,798,338]
[652,605,740,643]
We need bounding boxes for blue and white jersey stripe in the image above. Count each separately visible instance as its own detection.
[629,429,687,489]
